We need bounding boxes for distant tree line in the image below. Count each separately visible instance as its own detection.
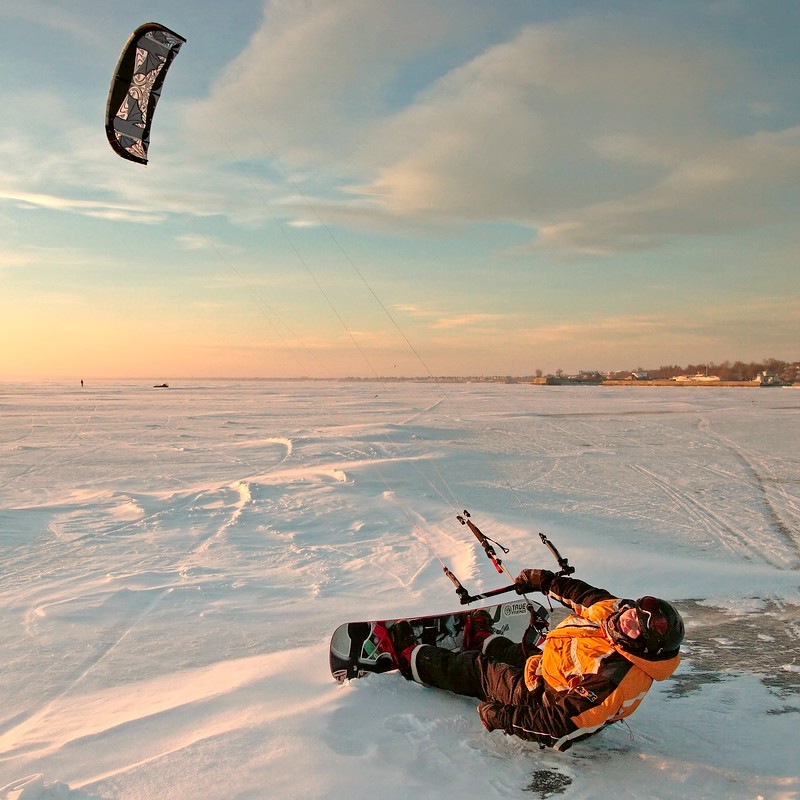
[606,358,799,383]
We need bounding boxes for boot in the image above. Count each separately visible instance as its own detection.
[388,620,418,678]
[462,609,495,652]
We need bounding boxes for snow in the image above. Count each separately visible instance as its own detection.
[1,381,798,800]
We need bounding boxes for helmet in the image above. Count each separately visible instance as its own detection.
[634,596,684,657]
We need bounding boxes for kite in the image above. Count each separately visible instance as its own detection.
[105,22,187,165]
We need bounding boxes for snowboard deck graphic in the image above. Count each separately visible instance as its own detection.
[329,598,549,683]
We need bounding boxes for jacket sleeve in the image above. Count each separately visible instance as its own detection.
[546,575,624,620]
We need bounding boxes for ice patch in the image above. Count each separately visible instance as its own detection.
[697,596,769,614]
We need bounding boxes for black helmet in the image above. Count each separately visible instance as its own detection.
[634,596,684,657]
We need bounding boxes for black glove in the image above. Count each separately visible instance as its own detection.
[477,700,503,732]
[514,568,555,595]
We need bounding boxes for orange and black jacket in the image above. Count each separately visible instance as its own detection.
[491,575,680,750]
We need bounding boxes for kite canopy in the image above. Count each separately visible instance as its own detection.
[105,22,186,165]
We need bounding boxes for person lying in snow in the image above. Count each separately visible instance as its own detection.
[390,569,684,751]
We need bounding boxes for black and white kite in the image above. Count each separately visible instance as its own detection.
[105,22,186,165]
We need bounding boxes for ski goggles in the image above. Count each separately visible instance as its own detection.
[635,596,669,648]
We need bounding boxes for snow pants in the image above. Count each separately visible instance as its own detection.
[411,637,541,707]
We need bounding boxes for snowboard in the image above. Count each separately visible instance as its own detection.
[329,598,549,683]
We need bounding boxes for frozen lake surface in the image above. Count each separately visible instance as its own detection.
[1,381,798,799]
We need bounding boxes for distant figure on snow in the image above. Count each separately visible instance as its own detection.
[390,569,684,751]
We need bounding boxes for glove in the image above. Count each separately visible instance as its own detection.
[477,700,503,732]
[514,568,555,595]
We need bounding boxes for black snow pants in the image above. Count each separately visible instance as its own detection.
[412,637,541,707]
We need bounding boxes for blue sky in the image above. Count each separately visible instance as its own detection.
[1,0,798,379]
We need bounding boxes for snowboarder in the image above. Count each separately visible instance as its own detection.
[390,569,684,751]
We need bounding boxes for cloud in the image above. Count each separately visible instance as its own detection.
[0,0,107,43]
[7,2,795,261]
[432,312,511,331]
[0,243,127,279]
[354,18,783,247]
[0,249,35,270]
[0,187,167,223]
[520,315,681,345]
[534,127,800,254]
[175,233,242,255]
[187,0,475,160]
[189,3,799,254]
[392,304,433,318]
[390,304,515,332]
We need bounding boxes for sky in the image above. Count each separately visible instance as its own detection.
[1,0,799,380]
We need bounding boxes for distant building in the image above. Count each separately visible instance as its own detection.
[757,371,783,386]
[674,373,720,382]
[576,371,604,383]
